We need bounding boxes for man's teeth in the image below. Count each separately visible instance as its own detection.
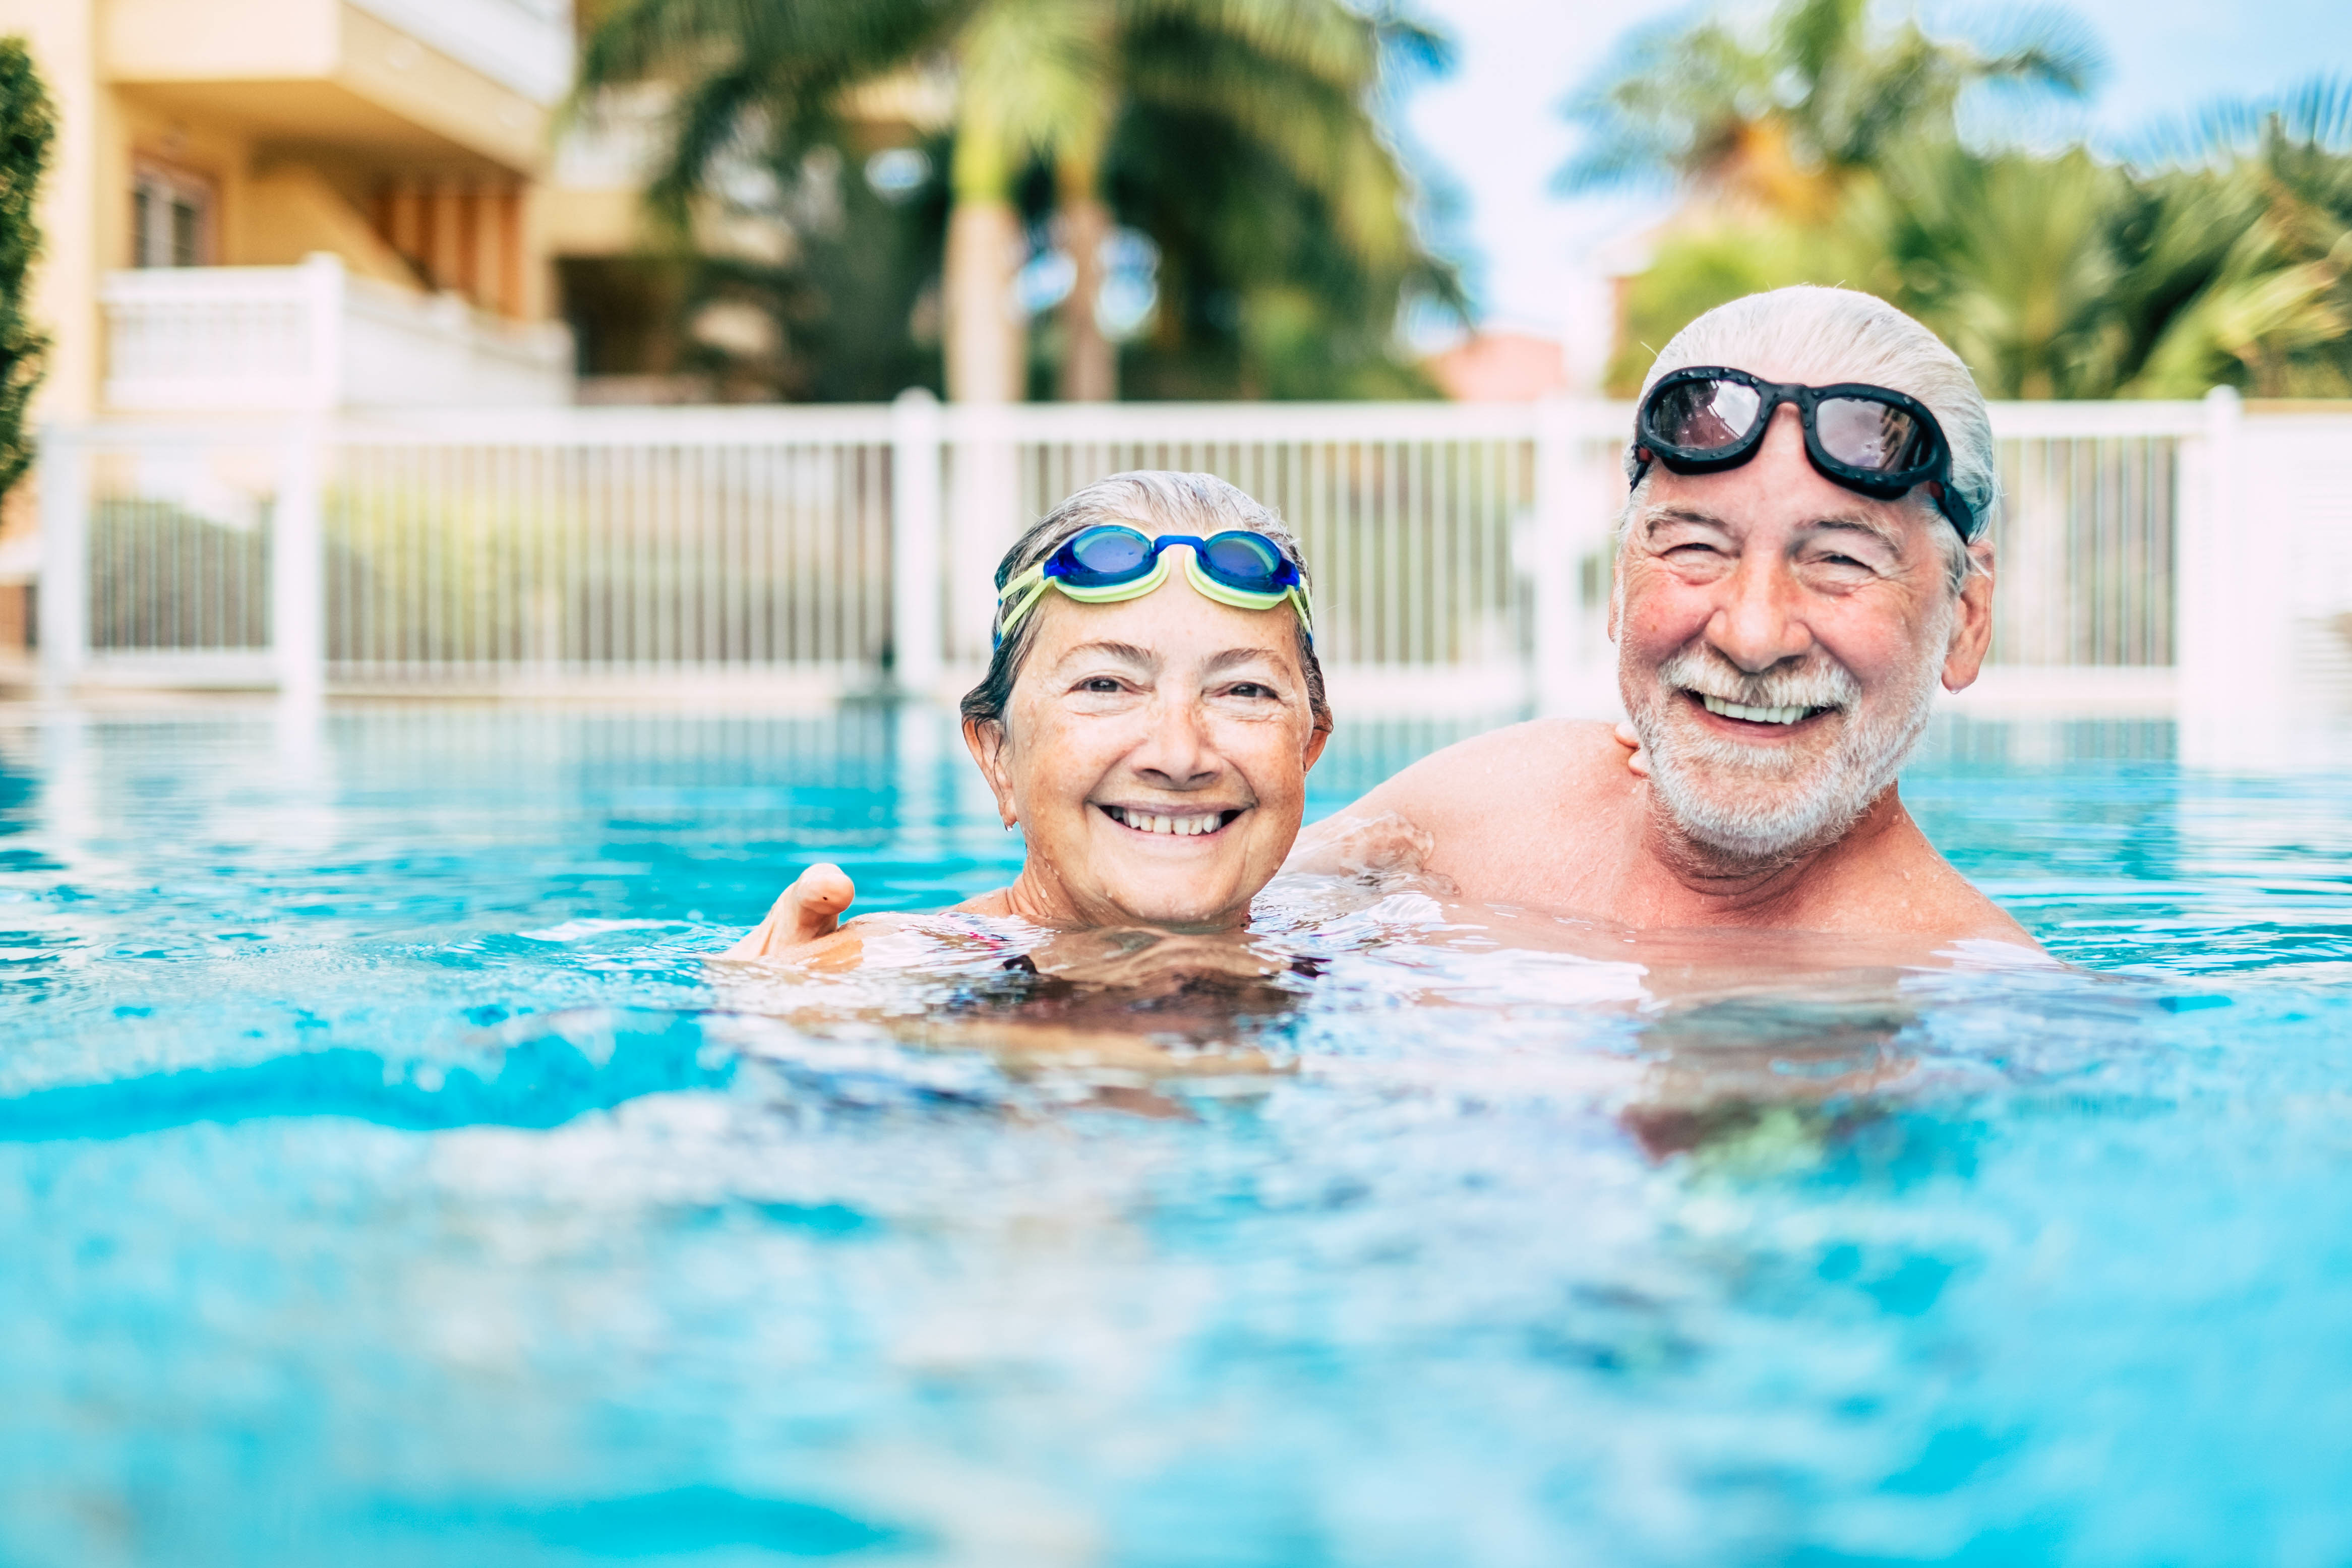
[1699,693,1817,725]
[1107,806,1225,836]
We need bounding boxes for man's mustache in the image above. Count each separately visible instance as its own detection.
[1655,645,1861,714]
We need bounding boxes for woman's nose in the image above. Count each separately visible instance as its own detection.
[1132,694,1221,788]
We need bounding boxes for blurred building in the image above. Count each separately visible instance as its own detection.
[4,0,581,423]
[1423,331,1569,402]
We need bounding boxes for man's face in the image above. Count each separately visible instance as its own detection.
[1614,390,1993,864]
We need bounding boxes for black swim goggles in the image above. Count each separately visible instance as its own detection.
[995,524,1313,644]
[1632,366,1982,540]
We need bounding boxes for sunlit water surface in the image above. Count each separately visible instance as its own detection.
[5,702,2352,1567]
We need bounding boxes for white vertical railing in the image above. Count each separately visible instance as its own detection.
[37,426,87,697]
[274,423,327,705]
[37,398,2349,718]
[889,389,944,695]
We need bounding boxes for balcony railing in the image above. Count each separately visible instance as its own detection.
[101,256,573,415]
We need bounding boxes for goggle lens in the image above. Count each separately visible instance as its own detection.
[1648,378,1761,450]
[1060,525,1155,584]
[1199,531,1287,589]
[1815,396,1928,473]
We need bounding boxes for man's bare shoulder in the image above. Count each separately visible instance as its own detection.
[1808,802,2040,948]
[1353,719,1631,823]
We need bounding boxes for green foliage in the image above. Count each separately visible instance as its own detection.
[1612,109,2352,400]
[1562,0,2098,214]
[576,0,1458,400]
[1105,94,1449,400]
[0,37,54,499]
[1590,0,2352,401]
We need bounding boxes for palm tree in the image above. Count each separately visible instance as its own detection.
[579,0,1450,403]
[1609,79,2352,401]
[1560,0,2100,220]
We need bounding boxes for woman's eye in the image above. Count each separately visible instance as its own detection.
[1228,683,1274,699]
[1080,677,1123,694]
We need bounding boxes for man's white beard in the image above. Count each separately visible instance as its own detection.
[1626,603,1953,867]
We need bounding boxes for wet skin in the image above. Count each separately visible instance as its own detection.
[1291,381,2035,950]
[726,561,1328,967]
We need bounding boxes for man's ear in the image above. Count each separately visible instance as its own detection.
[962,717,1018,826]
[1941,540,1996,692]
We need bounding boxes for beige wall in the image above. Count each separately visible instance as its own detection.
[4,0,106,419]
[104,0,551,173]
[4,0,571,420]
[245,166,416,286]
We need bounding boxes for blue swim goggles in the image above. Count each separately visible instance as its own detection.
[994,524,1315,645]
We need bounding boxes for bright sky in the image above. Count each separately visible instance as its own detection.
[1400,0,2352,337]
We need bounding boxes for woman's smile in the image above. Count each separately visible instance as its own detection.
[1097,803,1248,838]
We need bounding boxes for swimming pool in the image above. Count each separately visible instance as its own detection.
[5,702,2351,1566]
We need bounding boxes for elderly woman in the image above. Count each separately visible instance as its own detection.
[727,470,1331,966]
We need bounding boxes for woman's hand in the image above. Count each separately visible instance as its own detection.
[1614,721,1651,779]
[723,863,857,962]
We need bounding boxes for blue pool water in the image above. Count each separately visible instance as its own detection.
[5,701,2352,1567]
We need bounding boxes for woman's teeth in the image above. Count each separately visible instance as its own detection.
[1105,806,1228,836]
[1699,693,1819,726]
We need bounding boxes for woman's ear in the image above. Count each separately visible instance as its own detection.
[1302,719,1332,771]
[963,717,1018,826]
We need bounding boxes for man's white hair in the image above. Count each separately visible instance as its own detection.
[1622,286,1998,592]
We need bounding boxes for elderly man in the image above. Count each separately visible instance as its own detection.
[1294,285,2033,948]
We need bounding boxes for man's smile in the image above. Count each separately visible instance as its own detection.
[1678,687,1842,736]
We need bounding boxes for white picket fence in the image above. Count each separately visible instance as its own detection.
[36,392,2352,730]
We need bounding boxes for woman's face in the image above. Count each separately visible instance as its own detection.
[968,566,1329,930]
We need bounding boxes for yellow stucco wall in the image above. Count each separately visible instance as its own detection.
[242,167,417,286]
[4,0,107,419]
[5,0,570,418]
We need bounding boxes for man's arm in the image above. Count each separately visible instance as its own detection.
[1288,719,1631,885]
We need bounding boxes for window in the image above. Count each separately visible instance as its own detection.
[132,166,214,268]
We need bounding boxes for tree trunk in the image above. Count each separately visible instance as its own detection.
[944,198,1025,403]
[1057,192,1115,401]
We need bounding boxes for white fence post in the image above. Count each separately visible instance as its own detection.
[890,388,944,698]
[37,425,87,698]
[273,421,327,704]
[2177,386,2251,764]
[1529,395,1582,715]
[301,252,347,410]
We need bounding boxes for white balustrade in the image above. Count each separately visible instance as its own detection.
[101,256,573,415]
[37,397,2352,733]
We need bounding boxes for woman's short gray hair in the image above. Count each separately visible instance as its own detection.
[958,470,1332,732]
[1626,286,1997,591]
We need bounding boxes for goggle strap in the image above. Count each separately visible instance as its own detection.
[992,565,1053,645]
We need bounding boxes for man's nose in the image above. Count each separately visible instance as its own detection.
[1705,550,1817,673]
[1132,693,1222,789]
